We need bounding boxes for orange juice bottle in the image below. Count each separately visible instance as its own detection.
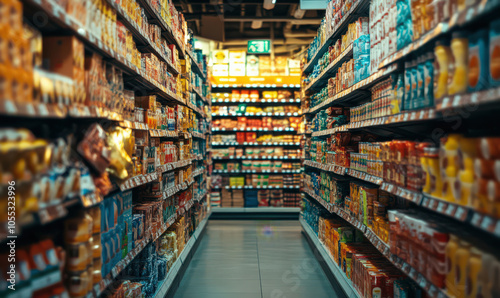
[466,247,482,298]
[427,147,443,198]
[446,234,459,296]
[434,40,452,99]
[441,135,461,202]
[458,137,478,206]
[455,240,471,298]
[449,31,469,95]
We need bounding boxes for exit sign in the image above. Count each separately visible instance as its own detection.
[247,40,271,54]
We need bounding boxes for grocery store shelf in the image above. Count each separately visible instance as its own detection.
[192,87,208,103]
[150,130,179,137]
[303,160,347,176]
[214,185,301,190]
[212,98,301,104]
[212,207,300,213]
[96,212,178,296]
[120,120,149,130]
[212,127,296,132]
[120,160,193,191]
[304,44,354,92]
[300,217,360,298]
[213,156,300,161]
[212,112,300,117]
[106,0,179,74]
[378,0,500,70]
[212,141,301,147]
[191,131,206,139]
[22,0,185,107]
[212,84,301,89]
[308,64,398,114]
[187,102,206,117]
[154,211,211,298]
[193,167,205,177]
[437,86,500,112]
[303,190,448,298]
[311,125,349,137]
[213,169,301,174]
[136,0,185,58]
[187,50,206,80]
[302,0,370,74]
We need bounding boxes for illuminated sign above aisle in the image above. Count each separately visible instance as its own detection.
[247,40,271,54]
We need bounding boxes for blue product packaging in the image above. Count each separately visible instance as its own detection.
[490,19,500,87]
[411,61,419,109]
[423,52,434,108]
[403,62,412,110]
[468,28,489,91]
[416,58,425,109]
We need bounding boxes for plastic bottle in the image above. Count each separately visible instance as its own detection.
[426,147,442,197]
[458,137,477,206]
[423,52,435,108]
[446,234,459,296]
[449,31,469,95]
[455,240,472,298]
[396,73,405,112]
[474,252,496,298]
[441,134,461,202]
[466,247,482,298]
[434,40,452,99]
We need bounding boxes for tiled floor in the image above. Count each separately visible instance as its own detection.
[173,220,345,298]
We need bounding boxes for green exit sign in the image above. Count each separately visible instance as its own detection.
[247,40,271,54]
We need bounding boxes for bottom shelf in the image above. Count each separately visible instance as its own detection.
[154,209,212,298]
[299,216,360,298]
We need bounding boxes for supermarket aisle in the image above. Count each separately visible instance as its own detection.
[173,220,345,298]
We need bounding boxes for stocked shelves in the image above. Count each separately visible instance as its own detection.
[154,211,211,297]
[212,98,301,104]
[303,160,348,176]
[120,120,149,130]
[194,189,209,202]
[213,156,300,161]
[22,0,186,109]
[302,0,370,74]
[211,84,301,89]
[307,64,398,114]
[213,169,301,174]
[187,102,206,117]
[192,87,207,103]
[300,217,361,298]
[212,127,296,132]
[95,212,178,297]
[304,44,354,92]
[347,168,500,238]
[187,50,206,80]
[106,0,179,74]
[212,141,301,146]
[303,189,448,298]
[378,0,499,70]
[135,0,185,58]
[212,112,300,117]
[311,125,349,137]
[215,185,301,190]
[193,167,205,177]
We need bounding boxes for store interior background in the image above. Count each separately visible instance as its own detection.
[2,0,500,297]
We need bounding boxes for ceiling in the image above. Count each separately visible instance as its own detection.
[173,0,324,56]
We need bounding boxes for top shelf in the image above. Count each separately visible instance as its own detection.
[378,0,499,69]
[136,0,186,58]
[302,0,370,75]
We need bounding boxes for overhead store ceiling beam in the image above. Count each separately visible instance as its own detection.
[223,17,321,24]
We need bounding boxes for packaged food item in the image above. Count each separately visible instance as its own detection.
[490,19,500,86]
[468,29,489,92]
[449,31,469,95]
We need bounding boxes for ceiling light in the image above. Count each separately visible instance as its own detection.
[264,0,275,10]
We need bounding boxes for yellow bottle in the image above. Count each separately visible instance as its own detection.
[466,247,483,298]
[455,240,472,298]
[421,152,431,193]
[446,235,459,296]
[434,40,452,99]
[427,147,443,198]
[458,137,478,206]
[441,135,461,201]
[449,31,469,95]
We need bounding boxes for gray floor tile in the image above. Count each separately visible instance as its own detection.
[173,219,345,298]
